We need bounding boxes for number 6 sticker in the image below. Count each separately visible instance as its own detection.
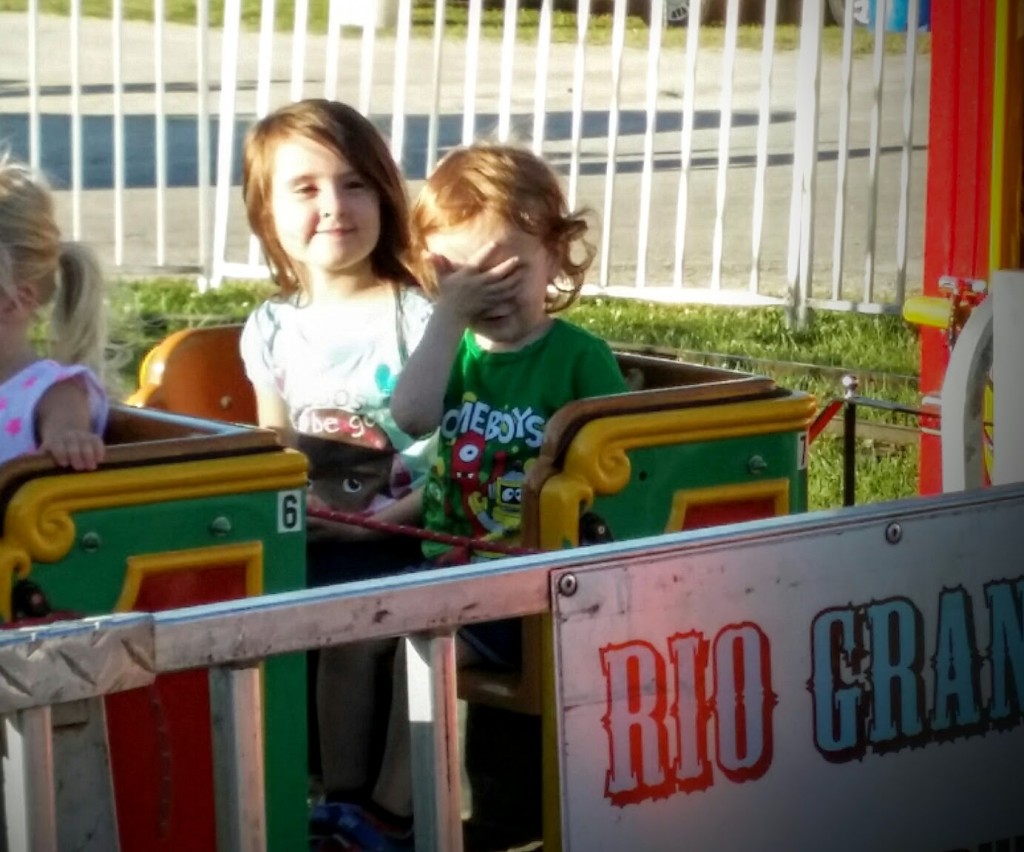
[277,490,304,533]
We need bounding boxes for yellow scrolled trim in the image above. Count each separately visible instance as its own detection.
[562,395,816,494]
[665,479,790,532]
[115,541,264,612]
[537,395,814,550]
[0,543,31,621]
[2,452,307,566]
[538,474,593,551]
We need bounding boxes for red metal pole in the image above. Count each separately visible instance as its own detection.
[918,0,996,493]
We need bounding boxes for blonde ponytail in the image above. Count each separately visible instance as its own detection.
[51,241,107,374]
[0,156,109,378]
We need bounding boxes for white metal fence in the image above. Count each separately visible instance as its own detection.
[0,0,928,315]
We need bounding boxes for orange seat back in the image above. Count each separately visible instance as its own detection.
[126,325,257,424]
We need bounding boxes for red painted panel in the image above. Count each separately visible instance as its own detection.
[919,0,995,494]
[680,497,780,531]
[106,563,247,852]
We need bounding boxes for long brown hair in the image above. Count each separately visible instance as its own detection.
[411,143,595,312]
[242,99,414,297]
[0,156,106,372]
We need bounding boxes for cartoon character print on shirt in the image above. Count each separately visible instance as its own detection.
[450,431,507,537]
[440,391,548,543]
[470,459,536,542]
[296,409,410,514]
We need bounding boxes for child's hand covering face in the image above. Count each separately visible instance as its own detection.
[428,239,523,325]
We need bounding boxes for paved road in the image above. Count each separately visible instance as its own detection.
[0,13,930,301]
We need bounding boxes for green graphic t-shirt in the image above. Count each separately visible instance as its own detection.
[422,319,628,559]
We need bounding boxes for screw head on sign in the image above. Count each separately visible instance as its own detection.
[885,522,902,544]
[558,573,578,597]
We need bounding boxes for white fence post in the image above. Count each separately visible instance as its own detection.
[786,0,825,327]
[10,0,928,314]
[992,271,1024,485]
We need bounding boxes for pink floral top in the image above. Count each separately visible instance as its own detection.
[0,360,109,465]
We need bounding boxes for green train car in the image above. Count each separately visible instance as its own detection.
[0,326,814,850]
[0,405,309,850]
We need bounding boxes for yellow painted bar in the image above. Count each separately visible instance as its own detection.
[990,0,1024,269]
[902,295,951,329]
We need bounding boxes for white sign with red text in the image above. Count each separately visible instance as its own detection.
[553,485,1024,852]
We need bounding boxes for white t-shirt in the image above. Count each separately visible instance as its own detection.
[0,360,109,465]
[240,285,436,514]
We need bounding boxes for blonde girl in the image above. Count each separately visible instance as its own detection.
[0,156,108,470]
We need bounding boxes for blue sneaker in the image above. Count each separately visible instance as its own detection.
[310,800,413,852]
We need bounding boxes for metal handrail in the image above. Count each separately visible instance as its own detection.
[0,545,589,852]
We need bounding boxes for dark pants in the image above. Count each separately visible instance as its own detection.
[305,536,424,781]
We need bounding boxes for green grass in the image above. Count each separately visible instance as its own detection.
[97,277,921,512]
[2,0,930,55]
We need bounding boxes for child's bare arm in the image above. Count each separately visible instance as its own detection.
[392,245,521,436]
[390,301,470,436]
[35,377,105,471]
[253,385,297,447]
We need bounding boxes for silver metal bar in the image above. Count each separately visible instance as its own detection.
[249,0,276,267]
[634,0,664,288]
[462,0,484,144]
[941,296,992,493]
[358,7,377,115]
[52,699,120,851]
[785,0,824,327]
[497,0,519,141]
[211,0,242,289]
[70,0,82,239]
[290,0,310,102]
[324,0,343,100]
[196,0,212,286]
[710,0,741,291]
[894,0,920,305]
[672,0,702,288]
[991,271,1024,485]
[598,0,628,288]
[112,0,125,266]
[155,0,167,266]
[863,0,888,303]
[154,556,555,674]
[749,0,778,294]
[255,0,276,119]
[408,633,463,852]
[830,0,856,301]
[3,707,57,852]
[27,0,39,170]
[210,665,266,852]
[530,0,554,152]
[6,489,1024,693]
[426,0,446,175]
[566,0,591,208]
[391,0,414,166]
[0,614,155,713]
